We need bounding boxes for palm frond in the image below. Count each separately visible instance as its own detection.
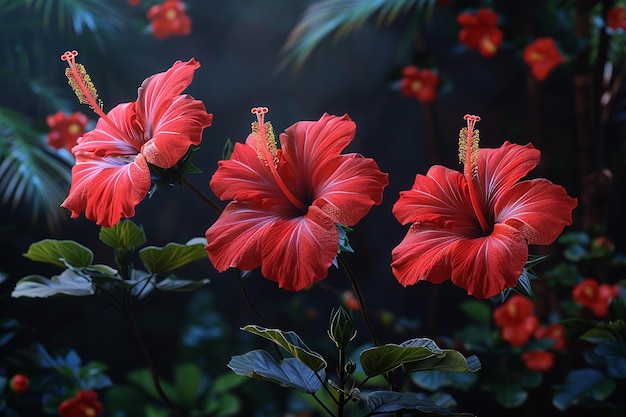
[0,106,73,229]
[23,0,123,40]
[280,0,436,70]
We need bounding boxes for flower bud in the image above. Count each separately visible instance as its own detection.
[9,374,29,394]
[328,306,356,349]
[344,360,357,376]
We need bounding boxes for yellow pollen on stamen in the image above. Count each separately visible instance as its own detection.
[458,114,481,178]
[508,304,517,316]
[166,9,177,20]
[584,286,595,298]
[249,107,306,212]
[61,50,102,111]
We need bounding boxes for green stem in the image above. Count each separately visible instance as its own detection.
[122,292,181,417]
[184,177,223,215]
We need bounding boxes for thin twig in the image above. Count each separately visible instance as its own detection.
[183,177,223,215]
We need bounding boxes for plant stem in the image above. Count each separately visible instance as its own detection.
[184,177,223,215]
[122,293,181,417]
[337,254,378,347]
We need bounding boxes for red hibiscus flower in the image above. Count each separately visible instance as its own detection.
[523,37,565,81]
[9,374,29,394]
[205,107,388,291]
[147,0,191,40]
[572,278,620,317]
[457,8,503,57]
[607,6,626,31]
[493,294,539,346]
[391,115,577,298]
[58,389,103,417]
[46,111,88,152]
[535,323,566,351]
[59,50,212,227]
[399,66,439,103]
[522,350,555,372]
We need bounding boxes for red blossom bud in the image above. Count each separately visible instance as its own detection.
[9,374,29,394]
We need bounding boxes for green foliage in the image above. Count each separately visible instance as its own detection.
[553,368,616,411]
[280,0,436,69]
[139,238,208,274]
[241,325,327,372]
[99,219,147,250]
[367,391,473,416]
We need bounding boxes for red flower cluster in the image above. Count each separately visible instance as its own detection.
[493,295,539,347]
[148,0,191,40]
[46,111,88,152]
[58,390,103,417]
[522,323,567,372]
[342,290,360,311]
[572,278,620,317]
[59,51,212,227]
[607,6,626,31]
[391,115,577,298]
[399,66,439,103]
[523,37,565,81]
[206,108,388,291]
[457,8,503,57]
[9,374,29,394]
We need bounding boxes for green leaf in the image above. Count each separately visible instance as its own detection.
[359,338,442,377]
[242,325,327,372]
[153,276,210,292]
[403,350,481,373]
[553,368,616,411]
[139,238,207,273]
[411,370,478,391]
[174,363,202,407]
[367,391,473,416]
[11,269,94,298]
[99,219,146,250]
[228,350,324,393]
[23,239,93,268]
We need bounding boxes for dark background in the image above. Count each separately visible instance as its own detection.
[1,1,624,416]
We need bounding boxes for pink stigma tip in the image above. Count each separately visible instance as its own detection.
[251,107,268,115]
[61,50,78,62]
[463,114,481,122]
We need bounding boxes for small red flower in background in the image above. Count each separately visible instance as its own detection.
[59,51,212,227]
[148,0,191,40]
[58,389,103,417]
[391,115,577,298]
[607,6,626,31]
[494,295,539,347]
[572,278,620,317]
[399,66,439,103]
[46,111,88,152]
[523,37,565,81]
[522,350,555,372]
[457,8,503,57]
[342,290,360,310]
[206,107,388,291]
[127,0,140,6]
[9,374,29,393]
[535,323,566,351]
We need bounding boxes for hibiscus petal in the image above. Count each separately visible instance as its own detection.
[61,154,151,227]
[205,201,279,272]
[280,113,356,183]
[135,59,212,168]
[72,103,143,157]
[392,165,478,233]
[209,143,294,210]
[450,223,528,299]
[260,205,338,291]
[312,153,388,226]
[477,142,540,210]
[496,178,577,245]
[391,225,462,287]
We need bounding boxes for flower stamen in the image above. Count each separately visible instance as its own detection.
[250,107,306,212]
[61,50,127,139]
[459,114,490,233]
